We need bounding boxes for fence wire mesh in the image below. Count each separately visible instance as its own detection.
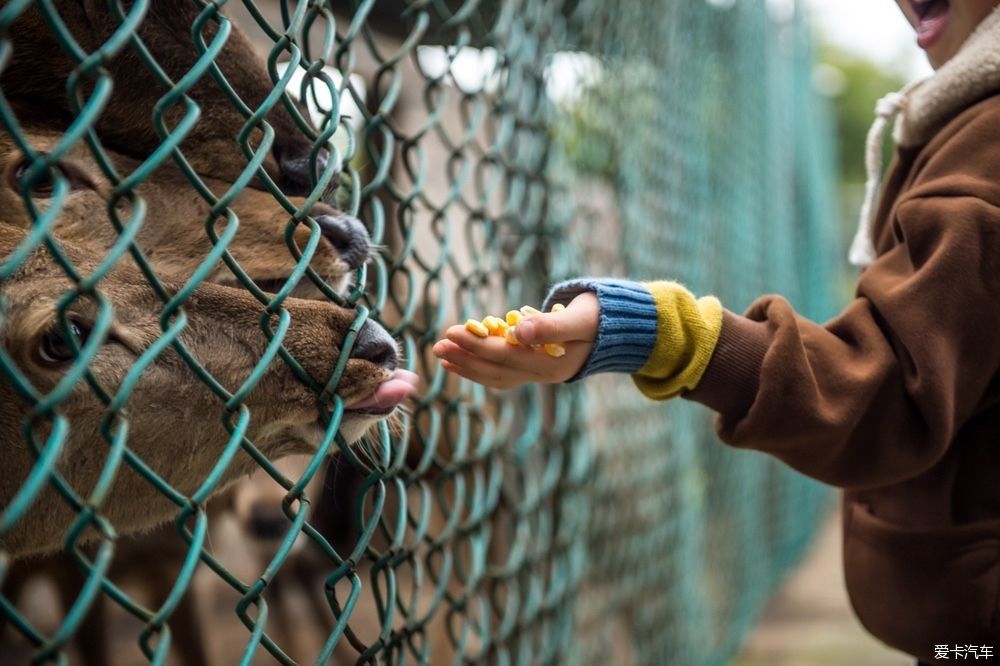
[0,0,838,664]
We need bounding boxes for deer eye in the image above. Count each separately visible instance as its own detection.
[10,154,91,198]
[36,318,91,366]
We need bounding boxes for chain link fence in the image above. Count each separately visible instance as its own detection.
[0,0,839,664]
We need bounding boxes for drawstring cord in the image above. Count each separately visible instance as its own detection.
[849,80,922,267]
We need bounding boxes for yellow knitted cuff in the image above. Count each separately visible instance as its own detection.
[631,281,723,401]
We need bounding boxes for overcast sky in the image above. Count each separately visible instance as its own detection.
[802,0,934,79]
[446,1,938,104]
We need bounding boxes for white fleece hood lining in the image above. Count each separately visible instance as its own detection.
[850,5,1000,267]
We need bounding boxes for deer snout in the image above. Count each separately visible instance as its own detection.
[315,214,370,271]
[340,318,418,419]
[353,319,398,370]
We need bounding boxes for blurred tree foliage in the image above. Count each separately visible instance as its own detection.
[554,43,911,189]
[552,59,657,180]
[551,62,618,180]
[817,44,909,185]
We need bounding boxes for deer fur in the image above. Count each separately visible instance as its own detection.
[0,125,385,660]
[1,1,326,195]
[0,223,398,558]
[0,3,407,659]
[0,127,359,296]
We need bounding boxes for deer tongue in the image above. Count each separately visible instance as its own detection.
[349,369,420,411]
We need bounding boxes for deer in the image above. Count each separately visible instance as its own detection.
[0,93,387,562]
[0,221,418,558]
[1,0,329,196]
[0,3,431,660]
[0,457,347,666]
[0,125,387,663]
[0,125,370,297]
[0,215,418,662]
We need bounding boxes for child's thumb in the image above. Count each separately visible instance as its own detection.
[516,310,592,345]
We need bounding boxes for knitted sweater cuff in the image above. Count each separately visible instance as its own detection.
[542,278,658,381]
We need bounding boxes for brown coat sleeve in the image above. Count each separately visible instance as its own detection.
[687,120,1000,489]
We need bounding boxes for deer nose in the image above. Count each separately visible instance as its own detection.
[352,319,397,370]
[316,215,370,270]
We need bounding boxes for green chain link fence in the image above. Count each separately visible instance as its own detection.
[0,0,840,663]
[558,2,840,662]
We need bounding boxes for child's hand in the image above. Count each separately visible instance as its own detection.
[432,292,599,389]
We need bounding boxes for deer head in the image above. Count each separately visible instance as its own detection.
[0,127,369,297]
[0,224,417,558]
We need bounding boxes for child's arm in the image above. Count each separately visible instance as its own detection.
[437,100,1000,490]
[433,279,723,398]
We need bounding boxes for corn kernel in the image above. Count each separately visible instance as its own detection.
[465,319,489,337]
[520,305,542,317]
[464,305,567,358]
[482,315,507,336]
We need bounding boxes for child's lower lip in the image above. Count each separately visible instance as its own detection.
[914,1,950,50]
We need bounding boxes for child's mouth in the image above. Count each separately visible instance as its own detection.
[910,0,950,50]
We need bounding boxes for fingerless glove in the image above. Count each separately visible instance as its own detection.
[543,279,722,399]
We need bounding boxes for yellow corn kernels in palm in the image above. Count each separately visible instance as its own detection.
[520,305,542,317]
[464,319,489,337]
[482,315,507,336]
[466,305,566,357]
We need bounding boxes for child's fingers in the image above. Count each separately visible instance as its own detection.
[438,326,513,359]
[434,336,586,384]
[434,344,539,390]
[436,331,559,375]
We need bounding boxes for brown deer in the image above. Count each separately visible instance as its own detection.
[0,221,418,558]
[0,3,421,660]
[1,1,329,195]
[0,461,340,666]
[0,126,369,296]
[0,126,384,663]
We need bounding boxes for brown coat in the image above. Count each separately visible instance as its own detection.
[687,14,1000,660]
